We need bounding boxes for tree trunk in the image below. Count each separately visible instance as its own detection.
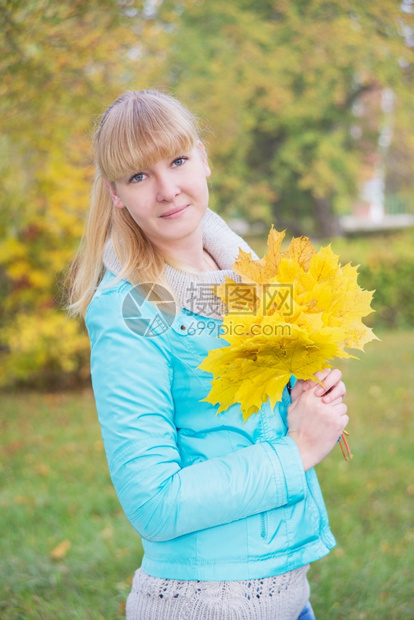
[313,196,342,238]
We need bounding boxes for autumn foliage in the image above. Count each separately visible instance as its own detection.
[199,229,377,420]
[0,0,412,388]
[0,1,156,387]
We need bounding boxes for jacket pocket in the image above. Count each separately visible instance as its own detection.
[260,511,268,539]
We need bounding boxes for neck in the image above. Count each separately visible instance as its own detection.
[103,208,260,282]
[153,227,218,272]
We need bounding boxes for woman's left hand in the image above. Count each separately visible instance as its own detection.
[290,369,346,404]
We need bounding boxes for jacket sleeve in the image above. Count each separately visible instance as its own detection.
[86,285,306,543]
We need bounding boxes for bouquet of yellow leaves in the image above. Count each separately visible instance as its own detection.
[199,228,378,459]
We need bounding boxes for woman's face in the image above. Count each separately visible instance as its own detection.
[106,142,211,253]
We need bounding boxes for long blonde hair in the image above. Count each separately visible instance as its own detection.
[67,90,200,317]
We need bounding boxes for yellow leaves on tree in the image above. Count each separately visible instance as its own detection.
[199,228,378,421]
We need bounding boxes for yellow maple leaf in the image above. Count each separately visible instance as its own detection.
[50,539,71,560]
[283,235,316,269]
[233,228,286,284]
[199,227,378,421]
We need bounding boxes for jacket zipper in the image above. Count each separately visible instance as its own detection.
[259,407,270,539]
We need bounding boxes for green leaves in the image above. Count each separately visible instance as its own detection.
[1,0,413,387]
[156,0,414,233]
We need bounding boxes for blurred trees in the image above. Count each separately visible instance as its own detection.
[0,0,413,387]
[0,0,162,386]
[145,0,414,236]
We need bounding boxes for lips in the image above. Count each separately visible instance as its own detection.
[160,205,189,219]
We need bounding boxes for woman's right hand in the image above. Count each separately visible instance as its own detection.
[287,384,349,471]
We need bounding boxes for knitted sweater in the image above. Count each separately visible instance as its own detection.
[126,566,310,620]
[102,208,312,620]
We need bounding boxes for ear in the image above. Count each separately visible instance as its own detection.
[104,179,125,209]
[197,141,211,178]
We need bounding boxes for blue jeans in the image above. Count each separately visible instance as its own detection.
[297,601,316,620]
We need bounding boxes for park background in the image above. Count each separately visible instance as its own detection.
[1,1,414,618]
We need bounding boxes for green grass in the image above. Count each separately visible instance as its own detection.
[1,330,413,618]
[311,329,414,619]
[0,391,142,619]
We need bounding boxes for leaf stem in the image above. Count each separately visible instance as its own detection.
[339,432,353,461]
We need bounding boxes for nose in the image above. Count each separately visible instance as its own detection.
[156,172,180,203]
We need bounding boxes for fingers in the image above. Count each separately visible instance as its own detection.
[338,410,350,436]
[325,395,346,408]
[314,369,344,398]
[326,401,349,437]
[332,401,349,433]
[321,380,346,403]
[289,379,305,402]
[301,368,332,392]
[287,388,349,470]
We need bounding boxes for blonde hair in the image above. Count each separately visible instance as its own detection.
[67,90,200,317]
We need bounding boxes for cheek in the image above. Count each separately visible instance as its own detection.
[196,177,210,200]
[123,189,151,213]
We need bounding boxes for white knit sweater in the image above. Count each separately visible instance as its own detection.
[103,208,311,620]
[126,566,310,620]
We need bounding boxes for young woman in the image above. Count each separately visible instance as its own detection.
[69,90,348,620]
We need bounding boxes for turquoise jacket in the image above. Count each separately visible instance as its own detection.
[86,271,335,581]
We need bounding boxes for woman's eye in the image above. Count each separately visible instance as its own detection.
[129,172,146,183]
[172,156,187,167]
